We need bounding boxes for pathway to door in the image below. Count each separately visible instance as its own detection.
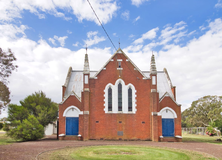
[0,135,221,160]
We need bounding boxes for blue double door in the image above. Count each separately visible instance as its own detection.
[66,117,79,135]
[162,119,174,137]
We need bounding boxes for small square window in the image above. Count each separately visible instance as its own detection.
[119,121,122,123]
[96,121,99,123]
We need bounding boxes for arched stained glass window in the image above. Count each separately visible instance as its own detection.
[128,87,132,111]
[108,87,112,111]
[118,83,122,111]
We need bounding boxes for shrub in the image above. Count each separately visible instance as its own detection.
[5,115,44,141]
[206,126,217,136]
[0,123,3,130]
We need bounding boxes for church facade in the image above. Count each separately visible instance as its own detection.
[58,48,182,142]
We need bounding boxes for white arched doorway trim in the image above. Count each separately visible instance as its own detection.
[159,107,177,119]
[63,106,83,117]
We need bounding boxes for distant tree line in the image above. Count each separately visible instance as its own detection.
[182,95,222,133]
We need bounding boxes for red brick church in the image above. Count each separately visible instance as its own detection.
[58,48,182,142]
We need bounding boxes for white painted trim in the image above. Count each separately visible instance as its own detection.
[60,91,81,104]
[63,106,83,117]
[159,92,181,106]
[159,107,177,118]
[175,135,182,138]
[83,111,89,114]
[117,68,123,70]
[117,59,122,61]
[84,75,88,84]
[104,79,137,114]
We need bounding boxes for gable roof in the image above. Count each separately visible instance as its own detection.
[61,49,176,102]
[159,92,181,106]
[93,48,148,79]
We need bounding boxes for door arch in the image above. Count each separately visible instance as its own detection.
[63,106,80,135]
[160,107,177,137]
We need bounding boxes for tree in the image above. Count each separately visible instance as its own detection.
[4,91,58,141]
[0,82,10,111]
[0,48,18,111]
[182,95,222,127]
[4,115,44,141]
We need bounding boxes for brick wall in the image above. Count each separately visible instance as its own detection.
[159,96,182,136]
[59,95,82,135]
[88,53,152,140]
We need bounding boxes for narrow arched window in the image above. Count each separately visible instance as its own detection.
[108,87,112,111]
[128,87,132,111]
[118,83,122,111]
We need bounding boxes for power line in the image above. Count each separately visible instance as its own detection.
[86,0,117,51]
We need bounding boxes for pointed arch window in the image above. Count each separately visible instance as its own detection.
[108,87,112,111]
[118,83,122,111]
[128,87,132,111]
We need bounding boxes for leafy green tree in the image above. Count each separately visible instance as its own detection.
[19,91,58,127]
[0,48,18,111]
[182,95,222,127]
[4,91,58,141]
[5,115,44,141]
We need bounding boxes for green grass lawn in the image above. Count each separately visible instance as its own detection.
[182,133,222,145]
[40,145,216,160]
[0,133,17,145]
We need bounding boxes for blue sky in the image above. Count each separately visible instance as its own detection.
[1,0,222,117]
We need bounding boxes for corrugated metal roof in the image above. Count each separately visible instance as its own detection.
[143,71,174,100]
[64,70,97,99]
[64,70,174,101]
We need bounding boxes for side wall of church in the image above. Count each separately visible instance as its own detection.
[159,97,182,136]
[59,95,82,135]
[88,53,152,140]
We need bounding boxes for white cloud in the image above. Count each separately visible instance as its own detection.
[131,0,149,7]
[124,18,222,111]
[67,30,72,34]
[159,21,187,45]
[48,38,56,45]
[73,42,79,47]
[0,24,112,106]
[215,0,222,8]
[133,16,140,22]
[0,24,27,39]
[133,27,159,44]
[84,31,105,47]
[129,34,135,38]
[188,30,196,36]
[113,33,117,37]
[121,10,130,21]
[0,0,118,24]
[53,35,68,47]
[199,25,207,31]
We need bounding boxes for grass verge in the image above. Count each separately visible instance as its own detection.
[0,133,17,145]
[39,145,217,160]
[182,133,222,145]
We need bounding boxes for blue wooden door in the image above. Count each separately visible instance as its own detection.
[66,117,79,135]
[162,119,174,137]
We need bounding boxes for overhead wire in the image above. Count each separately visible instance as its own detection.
[86,0,117,51]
